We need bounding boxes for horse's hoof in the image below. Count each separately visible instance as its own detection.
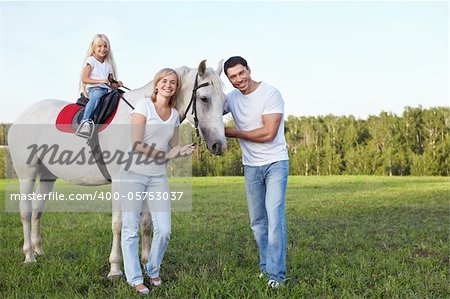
[23,258,37,264]
[34,249,45,256]
[107,270,124,280]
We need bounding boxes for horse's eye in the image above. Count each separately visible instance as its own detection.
[200,96,209,103]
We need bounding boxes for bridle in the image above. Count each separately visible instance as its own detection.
[184,73,213,138]
[121,72,213,139]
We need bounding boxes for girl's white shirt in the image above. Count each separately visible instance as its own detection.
[85,56,112,90]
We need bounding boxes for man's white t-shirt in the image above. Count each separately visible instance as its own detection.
[126,98,180,176]
[85,56,112,90]
[224,82,289,166]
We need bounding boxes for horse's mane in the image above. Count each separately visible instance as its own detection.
[205,68,225,94]
[175,65,225,95]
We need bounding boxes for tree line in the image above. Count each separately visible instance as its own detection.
[192,106,449,176]
[1,106,449,178]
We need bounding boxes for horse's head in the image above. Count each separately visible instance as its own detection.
[177,60,227,155]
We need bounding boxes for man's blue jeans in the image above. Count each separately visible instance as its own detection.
[81,87,109,122]
[244,160,289,282]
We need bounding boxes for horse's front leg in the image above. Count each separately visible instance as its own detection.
[108,181,123,278]
[140,204,152,265]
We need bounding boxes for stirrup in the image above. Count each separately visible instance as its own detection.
[75,120,95,139]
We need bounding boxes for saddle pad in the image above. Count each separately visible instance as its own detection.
[55,103,117,133]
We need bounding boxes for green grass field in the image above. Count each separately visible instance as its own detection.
[0,176,448,298]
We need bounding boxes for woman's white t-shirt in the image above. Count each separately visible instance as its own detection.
[126,98,180,176]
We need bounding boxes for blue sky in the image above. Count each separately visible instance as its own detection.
[0,1,448,123]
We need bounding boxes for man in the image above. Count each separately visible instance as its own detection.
[223,56,289,288]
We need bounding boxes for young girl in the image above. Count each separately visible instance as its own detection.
[76,33,122,138]
[120,68,196,294]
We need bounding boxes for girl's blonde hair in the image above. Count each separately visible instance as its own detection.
[149,68,181,108]
[79,34,117,96]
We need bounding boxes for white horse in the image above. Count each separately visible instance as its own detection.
[7,60,227,278]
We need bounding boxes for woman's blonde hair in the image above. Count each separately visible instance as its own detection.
[79,34,117,96]
[149,68,181,108]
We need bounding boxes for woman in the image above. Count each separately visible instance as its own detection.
[120,68,196,294]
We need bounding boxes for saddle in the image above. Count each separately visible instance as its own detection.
[55,89,125,182]
[55,89,124,133]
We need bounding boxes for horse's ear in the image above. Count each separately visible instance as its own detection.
[198,60,207,77]
[215,59,223,76]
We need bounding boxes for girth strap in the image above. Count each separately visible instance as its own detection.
[87,128,111,182]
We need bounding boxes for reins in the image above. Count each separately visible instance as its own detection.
[109,79,134,110]
[120,96,134,110]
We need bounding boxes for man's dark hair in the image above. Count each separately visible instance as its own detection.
[224,56,249,76]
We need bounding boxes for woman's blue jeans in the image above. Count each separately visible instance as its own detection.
[243,160,289,282]
[81,87,109,122]
[120,170,171,287]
